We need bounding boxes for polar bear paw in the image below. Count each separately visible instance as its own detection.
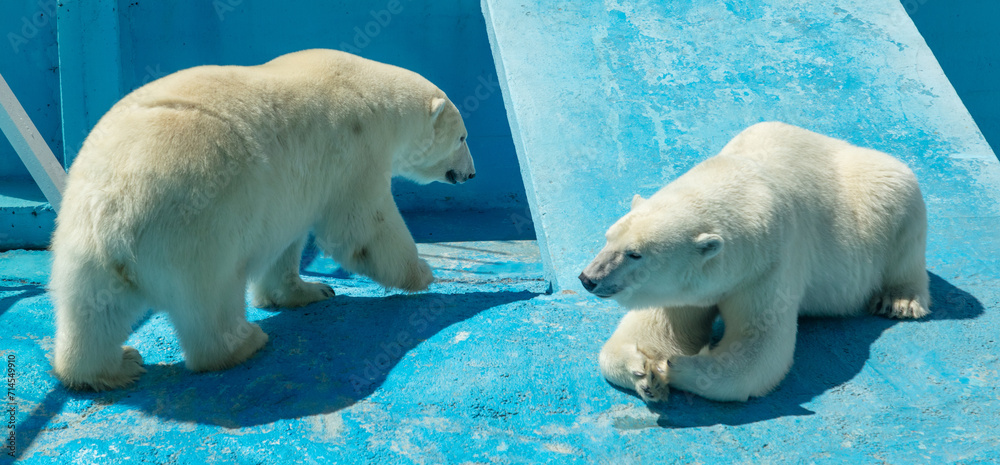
[187,322,269,372]
[253,279,335,308]
[58,346,147,391]
[401,259,434,292]
[632,346,671,403]
[106,346,147,390]
[868,291,929,319]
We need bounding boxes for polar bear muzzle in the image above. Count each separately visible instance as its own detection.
[443,139,476,184]
[445,168,475,184]
[578,248,632,298]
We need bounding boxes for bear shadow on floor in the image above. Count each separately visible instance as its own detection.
[0,282,45,320]
[636,272,986,428]
[66,288,540,428]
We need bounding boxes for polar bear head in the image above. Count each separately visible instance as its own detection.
[578,193,727,309]
[396,96,476,185]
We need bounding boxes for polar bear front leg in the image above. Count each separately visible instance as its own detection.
[599,306,717,402]
[251,235,336,308]
[869,228,931,319]
[315,198,433,292]
[667,290,799,402]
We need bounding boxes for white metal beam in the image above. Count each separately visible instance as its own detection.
[0,72,66,212]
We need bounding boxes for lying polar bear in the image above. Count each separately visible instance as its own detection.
[49,49,475,390]
[580,122,928,403]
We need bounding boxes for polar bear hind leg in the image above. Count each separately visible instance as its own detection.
[250,235,335,308]
[51,259,147,391]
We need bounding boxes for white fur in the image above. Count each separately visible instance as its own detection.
[581,122,928,403]
[49,49,475,390]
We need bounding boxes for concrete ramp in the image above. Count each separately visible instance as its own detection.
[483,0,1000,290]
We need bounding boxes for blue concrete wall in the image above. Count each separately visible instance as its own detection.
[0,1,61,249]
[903,0,1000,159]
[0,0,61,179]
[0,0,526,215]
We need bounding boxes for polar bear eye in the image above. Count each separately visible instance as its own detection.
[626,251,642,260]
[459,135,466,143]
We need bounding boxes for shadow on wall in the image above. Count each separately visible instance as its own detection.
[617,273,984,428]
[37,289,539,428]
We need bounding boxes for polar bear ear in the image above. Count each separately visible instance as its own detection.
[430,97,447,120]
[631,194,646,209]
[695,233,724,260]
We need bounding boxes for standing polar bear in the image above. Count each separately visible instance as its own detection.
[579,122,928,403]
[50,49,476,390]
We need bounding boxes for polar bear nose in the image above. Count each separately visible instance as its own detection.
[445,169,475,184]
[579,272,597,292]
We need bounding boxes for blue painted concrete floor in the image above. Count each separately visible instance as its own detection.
[2,230,998,463]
